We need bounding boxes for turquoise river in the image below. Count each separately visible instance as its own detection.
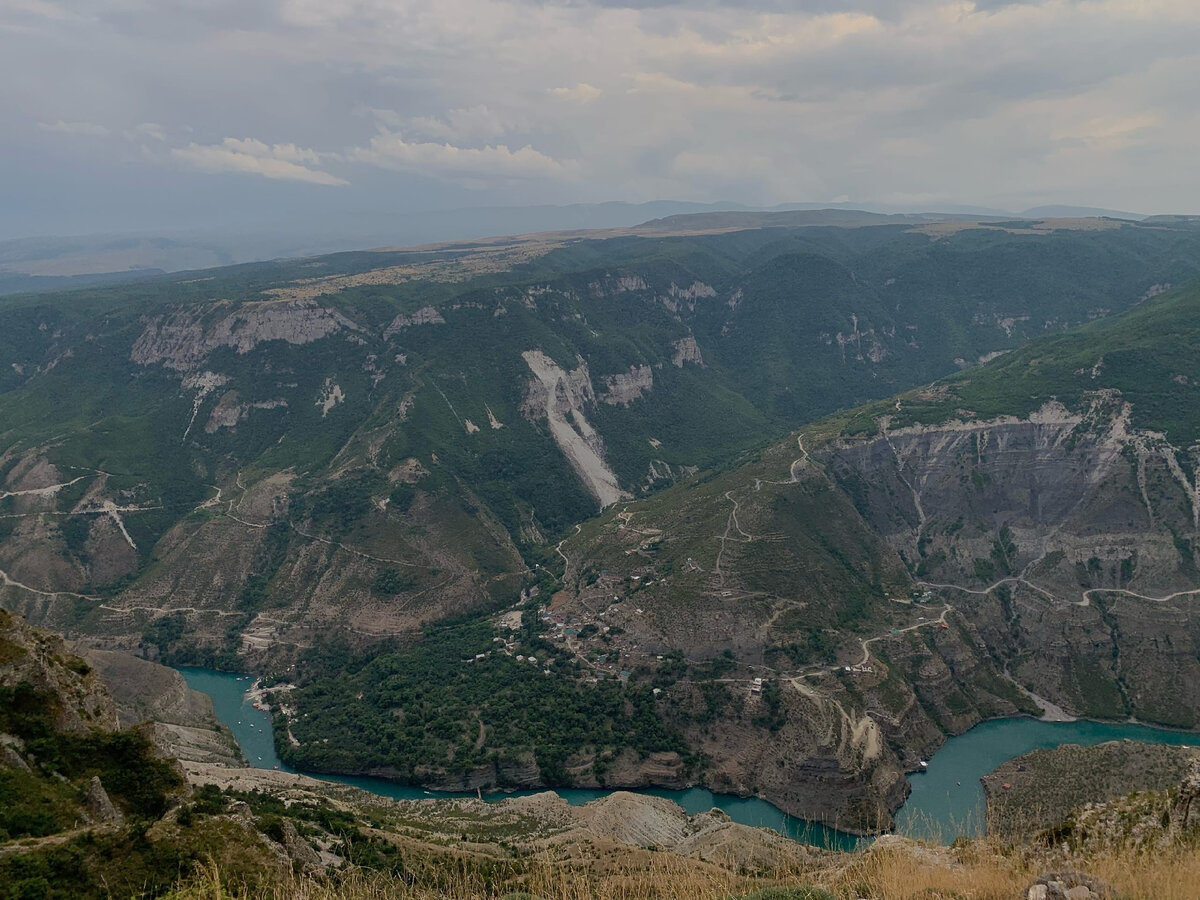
[179,667,1197,849]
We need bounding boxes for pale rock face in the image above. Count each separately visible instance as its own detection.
[382,305,446,338]
[588,275,648,298]
[181,371,229,394]
[317,378,345,417]
[669,281,717,300]
[132,299,361,371]
[521,350,628,508]
[834,313,888,364]
[205,392,288,433]
[672,336,704,368]
[599,365,654,406]
[661,281,717,312]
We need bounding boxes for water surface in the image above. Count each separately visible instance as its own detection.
[180,667,1196,846]
[179,666,860,849]
[894,716,1197,840]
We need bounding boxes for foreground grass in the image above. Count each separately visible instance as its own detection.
[166,840,1200,900]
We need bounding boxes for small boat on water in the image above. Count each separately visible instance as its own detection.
[918,760,929,769]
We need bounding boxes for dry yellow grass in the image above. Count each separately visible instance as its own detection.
[165,838,1200,900]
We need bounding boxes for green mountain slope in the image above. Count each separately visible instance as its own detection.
[1,215,1199,656]
[5,215,1200,828]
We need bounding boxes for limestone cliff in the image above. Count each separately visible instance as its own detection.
[0,608,117,733]
[78,648,242,765]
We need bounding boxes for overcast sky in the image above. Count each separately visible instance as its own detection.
[3,0,1199,238]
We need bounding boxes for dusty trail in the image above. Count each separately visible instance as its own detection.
[855,604,952,667]
[289,524,424,567]
[97,603,245,618]
[919,576,1197,608]
[1076,586,1200,607]
[754,434,810,491]
[556,523,582,573]
[0,565,99,601]
[714,491,754,586]
[0,474,95,501]
[0,474,158,550]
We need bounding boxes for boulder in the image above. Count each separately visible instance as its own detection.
[279,820,322,872]
[85,776,124,825]
[1025,870,1115,900]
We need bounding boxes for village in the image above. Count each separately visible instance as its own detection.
[459,556,956,712]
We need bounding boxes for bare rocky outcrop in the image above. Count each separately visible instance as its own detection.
[1170,757,1200,834]
[86,775,125,825]
[521,350,628,507]
[78,648,242,765]
[599,365,654,406]
[672,335,705,367]
[589,274,648,298]
[1,738,31,772]
[131,299,361,372]
[205,391,287,433]
[316,377,345,417]
[1025,871,1115,900]
[278,820,322,872]
[661,281,716,313]
[0,609,118,734]
[382,305,446,337]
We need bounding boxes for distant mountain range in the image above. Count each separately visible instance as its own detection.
[0,200,1148,294]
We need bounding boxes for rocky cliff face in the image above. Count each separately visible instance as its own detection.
[825,400,1200,726]
[78,647,242,765]
[131,299,362,371]
[0,608,117,733]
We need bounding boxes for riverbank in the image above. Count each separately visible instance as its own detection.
[178,666,863,849]
[180,667,1200,846]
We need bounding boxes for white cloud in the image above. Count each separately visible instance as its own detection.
[38,119,109,137]
[349,131,575,182]
[171,138,347,186]
[406,105,513,141]
[548,83,602,103]
[124,121,166,142]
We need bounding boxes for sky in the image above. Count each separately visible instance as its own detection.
[3,0,1200,239]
